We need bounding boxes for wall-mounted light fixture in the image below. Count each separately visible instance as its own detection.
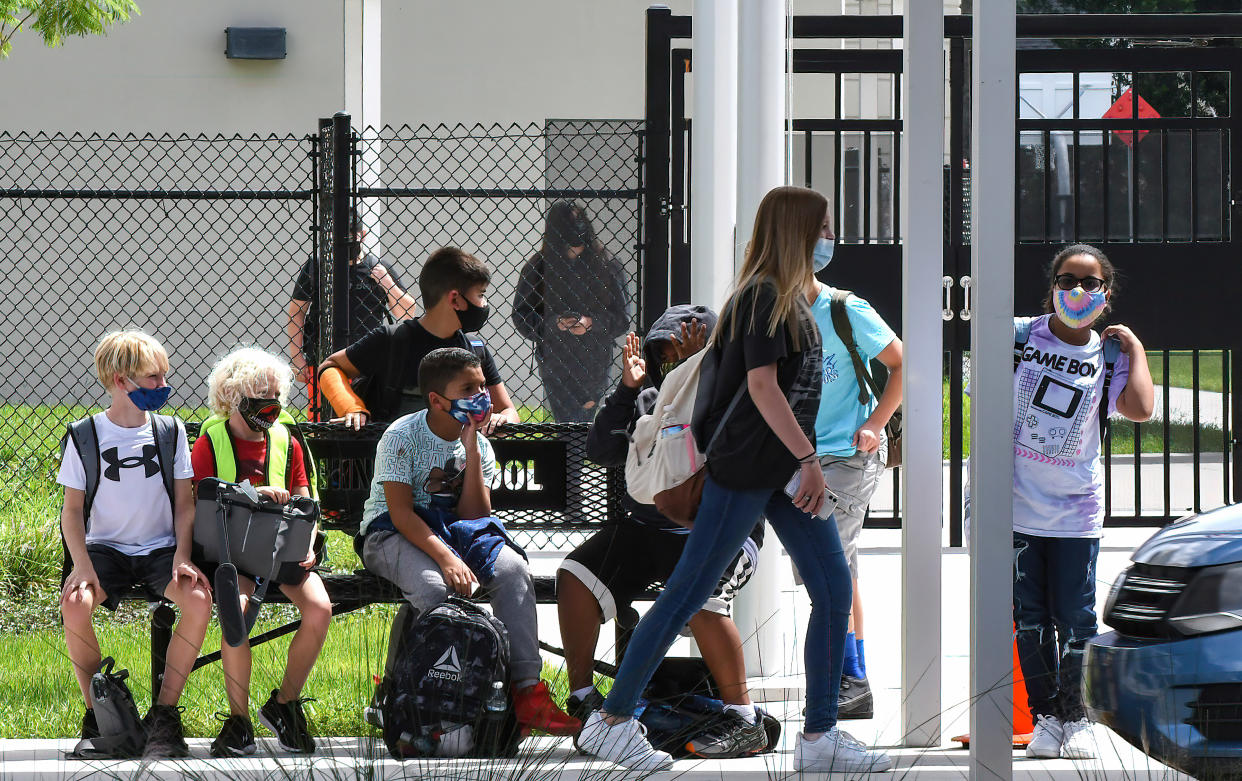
[225,27,286,60]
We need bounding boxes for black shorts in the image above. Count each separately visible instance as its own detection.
[558,520,759,623]
[87,543,176,612]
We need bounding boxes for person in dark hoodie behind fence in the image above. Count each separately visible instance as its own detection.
[556,305,768,758]
[512,201,630,422]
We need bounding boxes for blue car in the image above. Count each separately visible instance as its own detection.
[1085,504,1242,779]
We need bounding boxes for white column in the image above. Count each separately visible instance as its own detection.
[900,0,944,749]
[690,0,737,309]
[345,0,384,254]
[970,1,1016,779]
[732,0,786,679]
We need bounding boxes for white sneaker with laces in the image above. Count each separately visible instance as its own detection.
[576,711,674,771]
[1059,717,1098,759]
[794,727,893,773]
[1026,714,1064,759]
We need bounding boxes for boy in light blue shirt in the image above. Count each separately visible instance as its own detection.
[805,226,902,719]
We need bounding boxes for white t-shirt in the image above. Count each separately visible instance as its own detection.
[360,410,498,536]
[1012,315,1130,538]
[57,412,193,555]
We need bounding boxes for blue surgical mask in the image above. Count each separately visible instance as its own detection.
[448,390,491,426]
[813,237,835,272]
[125,377,172,411]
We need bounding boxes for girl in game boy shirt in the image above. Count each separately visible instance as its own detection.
[1013,244,1153,761]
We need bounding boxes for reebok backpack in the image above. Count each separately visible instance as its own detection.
[380,596,521,759]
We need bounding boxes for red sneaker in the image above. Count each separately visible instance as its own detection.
[512,681,581,736]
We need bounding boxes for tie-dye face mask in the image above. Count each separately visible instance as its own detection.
[1053,287,1108,329]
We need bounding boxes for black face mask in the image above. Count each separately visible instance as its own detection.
[238,397,281,432]
[456,295,490,333]
[570,218,590,248]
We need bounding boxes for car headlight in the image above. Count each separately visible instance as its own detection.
[1167,562,1242,636]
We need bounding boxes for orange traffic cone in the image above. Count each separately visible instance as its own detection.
[952,629,1034,748]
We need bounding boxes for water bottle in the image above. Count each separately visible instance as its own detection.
[484,680,507,717]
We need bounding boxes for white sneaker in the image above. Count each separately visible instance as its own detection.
[794,728,893,773]
[1059,717,1097,759]
[576,711,674,771]
[1025,714,1064,759]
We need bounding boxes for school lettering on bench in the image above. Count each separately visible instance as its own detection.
[488,440,569,511]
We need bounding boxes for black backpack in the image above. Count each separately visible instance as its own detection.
[380,596,522,759]
[68,658,147,759]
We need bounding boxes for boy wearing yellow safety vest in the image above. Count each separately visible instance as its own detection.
[191,347,331,757]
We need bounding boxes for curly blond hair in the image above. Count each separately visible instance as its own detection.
[94,330,170,390]
[206,347,292,418]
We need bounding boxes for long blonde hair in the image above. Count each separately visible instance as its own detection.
[713,186,826,349]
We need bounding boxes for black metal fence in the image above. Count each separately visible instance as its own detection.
[0,118,645,550]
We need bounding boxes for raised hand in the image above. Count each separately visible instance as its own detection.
[620,332,647,389]
[673,318,708,359]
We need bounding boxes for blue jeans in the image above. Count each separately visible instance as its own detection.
[603,474,853,733]
[1012,532,1100,722]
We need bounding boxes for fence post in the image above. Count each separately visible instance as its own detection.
[331,111,354,354]
[643,5,673,332]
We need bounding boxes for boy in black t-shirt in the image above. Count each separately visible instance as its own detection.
[288,214,418,385]
[317,246,520,432]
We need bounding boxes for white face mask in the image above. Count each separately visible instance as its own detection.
[813,237,835,272]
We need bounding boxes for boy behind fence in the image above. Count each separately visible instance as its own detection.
[58,330,212,758]
[358,347,579,736]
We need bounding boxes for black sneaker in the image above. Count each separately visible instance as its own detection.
[210,713,257,758]
[685,709,769,758]
[566,688,605,724]
[81,708,99,741]
[838,675,874,720]
[257,690,316,754]
[142,704,189,758]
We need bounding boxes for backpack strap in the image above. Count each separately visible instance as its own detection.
[64,415,102,527]
[148,413,179,511]
[1098,334,1123,444]
[829,289,878,405]
[1014,317,1034,373]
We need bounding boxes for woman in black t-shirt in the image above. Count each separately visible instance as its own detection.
[577,187,891,774]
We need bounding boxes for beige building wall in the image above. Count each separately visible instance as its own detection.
[0,0,346,135]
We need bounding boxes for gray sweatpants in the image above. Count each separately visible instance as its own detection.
[362,530,542,685]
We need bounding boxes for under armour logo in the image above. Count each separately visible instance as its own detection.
[101,445,160,482]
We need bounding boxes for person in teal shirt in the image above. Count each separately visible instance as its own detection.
[804,216,903,720]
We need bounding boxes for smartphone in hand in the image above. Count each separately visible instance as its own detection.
[784,469,839,520]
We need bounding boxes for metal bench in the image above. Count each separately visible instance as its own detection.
[144,420,647,701]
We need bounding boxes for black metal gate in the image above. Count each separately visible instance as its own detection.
[646,9,1242,542]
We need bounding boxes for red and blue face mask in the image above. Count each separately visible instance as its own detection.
[448,390,491,426]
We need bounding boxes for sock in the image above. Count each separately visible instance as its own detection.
[856,637,867,678]
[515,678,540,692]
[723,703,757,724]
[570,685,597,701]
[843,631,864,679]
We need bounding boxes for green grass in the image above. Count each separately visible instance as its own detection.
[1148,350,1226,394]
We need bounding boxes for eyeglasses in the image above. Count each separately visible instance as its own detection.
[1054,274,1107,293]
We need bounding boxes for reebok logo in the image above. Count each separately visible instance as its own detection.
[425,646,463,683]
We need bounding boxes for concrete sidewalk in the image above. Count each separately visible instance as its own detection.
[0,527,1190,779]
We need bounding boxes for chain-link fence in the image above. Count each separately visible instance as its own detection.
[0,119,646,551]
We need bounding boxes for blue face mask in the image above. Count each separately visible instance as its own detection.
[813,237,835,272]
[125,378,172,411]
[448,390,491,426]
